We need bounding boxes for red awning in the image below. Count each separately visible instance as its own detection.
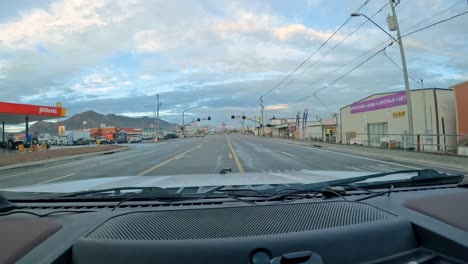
[0,102,68,124]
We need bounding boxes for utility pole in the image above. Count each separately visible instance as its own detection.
[389,0,414,143]
[241,112,245,132]
[156,94,161,137]
[260,96,265,136]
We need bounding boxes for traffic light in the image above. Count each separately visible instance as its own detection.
[207,117,211,120]
[197,118,201,122]
[242,116,246,119]
[231,115,235,119]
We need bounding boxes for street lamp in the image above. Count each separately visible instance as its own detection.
[182,106,201,135]
[82,121,87,130]
[350,1,414,144]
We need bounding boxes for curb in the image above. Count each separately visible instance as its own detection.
[0,147,129,172]
[322,145,468,172]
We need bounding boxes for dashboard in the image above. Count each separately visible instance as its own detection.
[1,184,468,264]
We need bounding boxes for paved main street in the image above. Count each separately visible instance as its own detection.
[0,134,465,189]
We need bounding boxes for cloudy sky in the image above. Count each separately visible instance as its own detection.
[1,0,467,128]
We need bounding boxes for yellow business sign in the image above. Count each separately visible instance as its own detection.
[393,111,405,118]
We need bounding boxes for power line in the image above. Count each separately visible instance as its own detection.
[280,2,389,94]
[290,2,468,108]
[312,42,393,96]
[403,0,466,33]
[402,10,468,38]
[313,95,333,115]
[259,0,371,98]
[382,52,421,84]
[294,8,468,103]
[292,39,392,103]
[293,43,392,106]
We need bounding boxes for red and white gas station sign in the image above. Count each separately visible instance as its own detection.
[0,102,65,117]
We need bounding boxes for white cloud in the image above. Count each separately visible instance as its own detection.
[0,0,109,49]
[272,24,345,42]
[265,104,289,110]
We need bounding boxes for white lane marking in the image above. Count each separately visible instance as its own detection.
[37,173,77,185]
[280,151,296,157]
[229,153,233,159]
[242,136,420,170]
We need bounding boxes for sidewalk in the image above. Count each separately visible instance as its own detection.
[259,136,468,172]
[0,145,128,171]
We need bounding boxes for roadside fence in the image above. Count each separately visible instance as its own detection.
[296,132,468,156]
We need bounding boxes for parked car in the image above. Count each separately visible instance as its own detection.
[75,138,89,145]
[57,136,70,146]
[96,136,108,145]
[163,133,179,140]
[129,135,142,143]
[49,136,59,145]
[142,135,152,140]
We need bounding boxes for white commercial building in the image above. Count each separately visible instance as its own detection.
[340,89,456,152]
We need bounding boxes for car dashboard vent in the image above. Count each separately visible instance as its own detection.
[86,201,395,240]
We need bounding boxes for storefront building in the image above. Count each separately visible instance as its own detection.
[451,81,468,155]
[340,88,456,152]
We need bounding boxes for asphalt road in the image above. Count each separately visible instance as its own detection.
[0,134,465,188]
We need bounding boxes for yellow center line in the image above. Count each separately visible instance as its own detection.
[138,144,203,176]
[225,135,245,173]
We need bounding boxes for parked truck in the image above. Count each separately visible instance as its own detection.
[63,130,91,145]
[38,133,51,144]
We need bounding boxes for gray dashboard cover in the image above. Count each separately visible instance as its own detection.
[87,201,396,240]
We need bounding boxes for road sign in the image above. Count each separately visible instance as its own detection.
[258,117,262,123]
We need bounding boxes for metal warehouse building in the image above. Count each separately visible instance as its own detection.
[339,88,456,152]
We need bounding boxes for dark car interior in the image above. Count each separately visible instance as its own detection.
[1,178,468,264]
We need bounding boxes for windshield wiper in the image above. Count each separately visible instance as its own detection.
[296,169,461,191]
[52,186,181,200]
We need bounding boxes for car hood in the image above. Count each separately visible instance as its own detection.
[1,170,416,194]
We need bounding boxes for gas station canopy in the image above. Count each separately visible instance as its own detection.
[0,102,68,124]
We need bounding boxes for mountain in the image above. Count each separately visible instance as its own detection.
[27,111,177,135]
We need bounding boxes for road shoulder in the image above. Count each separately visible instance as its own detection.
[0,146,129,171]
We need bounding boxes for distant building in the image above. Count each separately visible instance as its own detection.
[451,81,468,155]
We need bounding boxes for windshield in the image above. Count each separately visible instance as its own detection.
[0,0,467,197]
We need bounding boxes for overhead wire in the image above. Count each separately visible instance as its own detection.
[402,0,466,33]
[256,1,468,117]
[293,39,391,103]
[288,0,468,106]
[294,41,393,104]
[382,51,422,85]
[258,0,372,99]
[402,9,468,38]
[281,1,390,96]
[313,42,392,96]
[294,2,468,104]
